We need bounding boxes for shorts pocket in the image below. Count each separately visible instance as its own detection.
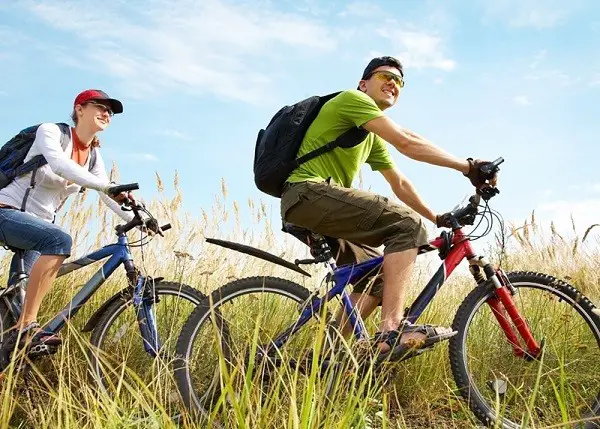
[281,184,328,230]
[280,188,302,220]
[357,195,386,230]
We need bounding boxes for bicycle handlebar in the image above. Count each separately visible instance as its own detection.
[112,184,171,237]
[480,157,504,176]
[447,157,504,228]
[107,183,139,197]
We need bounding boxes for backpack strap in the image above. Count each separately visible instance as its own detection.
[294,126,369,168]
[20,123,71,212]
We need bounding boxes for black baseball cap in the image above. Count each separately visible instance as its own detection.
[361,56,404,80]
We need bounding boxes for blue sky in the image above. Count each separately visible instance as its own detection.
[1,0,599,247]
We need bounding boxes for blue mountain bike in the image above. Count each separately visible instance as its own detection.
[174,160,600,428]
[0,183,205,400]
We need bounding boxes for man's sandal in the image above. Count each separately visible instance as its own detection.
[373,321,457,363]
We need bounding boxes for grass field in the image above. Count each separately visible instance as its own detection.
[0,170,598,429]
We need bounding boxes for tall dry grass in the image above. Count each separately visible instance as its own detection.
[0,165,597,428]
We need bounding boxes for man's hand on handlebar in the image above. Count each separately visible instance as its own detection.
[464,158,499,189]
[436,213,453,229]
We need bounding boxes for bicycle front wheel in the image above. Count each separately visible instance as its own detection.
[89,281,205,411]
[450,271,600,428]
[174,276,342,418]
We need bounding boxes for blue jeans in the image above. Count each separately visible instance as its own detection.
[0,207,72,286]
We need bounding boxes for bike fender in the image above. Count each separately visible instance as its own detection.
[82,287,132,333]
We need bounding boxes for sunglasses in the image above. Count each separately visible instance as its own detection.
[371,70,405,88]
[86,101,114,117]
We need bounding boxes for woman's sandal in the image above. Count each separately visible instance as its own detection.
[6,322,62,353]
[373,321,457,363]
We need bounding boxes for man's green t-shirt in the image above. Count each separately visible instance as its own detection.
[287,89,396,188]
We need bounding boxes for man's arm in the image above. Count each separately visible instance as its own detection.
[380,167,437,224]
[363,116,470,174]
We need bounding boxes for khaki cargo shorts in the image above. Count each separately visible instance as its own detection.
[280,180,428,298]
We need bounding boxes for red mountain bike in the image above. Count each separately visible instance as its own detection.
[175,159,600,428]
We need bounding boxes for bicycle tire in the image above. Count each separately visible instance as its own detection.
[0,297,17,372]
[174,276,318,415]
[449,271,600,428]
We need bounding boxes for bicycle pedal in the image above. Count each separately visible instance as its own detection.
[396,345,433,363]
[27,343,59,358]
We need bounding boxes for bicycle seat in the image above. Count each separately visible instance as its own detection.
[0,242,24,254]
[282,222,321,245]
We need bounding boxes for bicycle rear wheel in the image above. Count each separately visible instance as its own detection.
[450,271,600,428]
[0,293,17,372]
[174,276,343,418]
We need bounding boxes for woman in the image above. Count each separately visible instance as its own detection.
[0,89,134,349]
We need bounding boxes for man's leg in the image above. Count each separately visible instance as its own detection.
[324,238,383,338]
[336,293,380,338]
[378,248,420,352]
[281,181,453,352]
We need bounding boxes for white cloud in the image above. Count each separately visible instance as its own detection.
[141,153,158,162]
[535,198,600,236]
[434,78,444,85]
[24,0,337,103]
[155,129,192,141]
[377,25,456,71]
[482,0,570,29]
[528,49,547,69]
[524,69,578,86]
[339,2,382,18]
[514,95,531,106]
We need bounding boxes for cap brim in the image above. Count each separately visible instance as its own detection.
[91,97,123,114]
[106,98,123,114]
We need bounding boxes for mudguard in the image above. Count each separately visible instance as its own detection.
[206,237,311,277]
[81,287,132,333]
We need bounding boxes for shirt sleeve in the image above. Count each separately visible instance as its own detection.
[366,135,396,171]
[89,149,135,222]
[335,90,385,128]
[34,123,109,192]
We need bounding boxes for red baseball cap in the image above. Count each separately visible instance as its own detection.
[73,89,123,114]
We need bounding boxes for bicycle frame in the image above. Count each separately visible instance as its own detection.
[3,234,162,356]
[270,227,541,359]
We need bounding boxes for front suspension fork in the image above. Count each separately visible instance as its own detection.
[471,262,542,359]
[488,270,541,359]
[132,275,161,357]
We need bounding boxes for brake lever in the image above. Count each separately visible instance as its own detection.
[451,194,470,212]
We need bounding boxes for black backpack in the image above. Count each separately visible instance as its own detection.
[0,122,97,211]
[253,92,369,198]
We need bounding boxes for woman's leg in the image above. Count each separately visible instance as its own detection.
[0,208,72,331]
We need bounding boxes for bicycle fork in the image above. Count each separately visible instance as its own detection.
[470,260,542,359]
[132,275,161,357]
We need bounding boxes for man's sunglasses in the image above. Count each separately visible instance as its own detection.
[370,70,405,88]
[86,101,114,117]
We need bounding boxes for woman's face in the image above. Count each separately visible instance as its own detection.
[77,101,114,132]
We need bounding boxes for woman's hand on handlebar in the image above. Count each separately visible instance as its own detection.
[112,191,133,204]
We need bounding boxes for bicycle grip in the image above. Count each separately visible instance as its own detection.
[480,157,504,175]
[108,183,139,196]
[160,223,171,232]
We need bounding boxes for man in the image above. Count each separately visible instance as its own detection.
[280,56,497,358]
